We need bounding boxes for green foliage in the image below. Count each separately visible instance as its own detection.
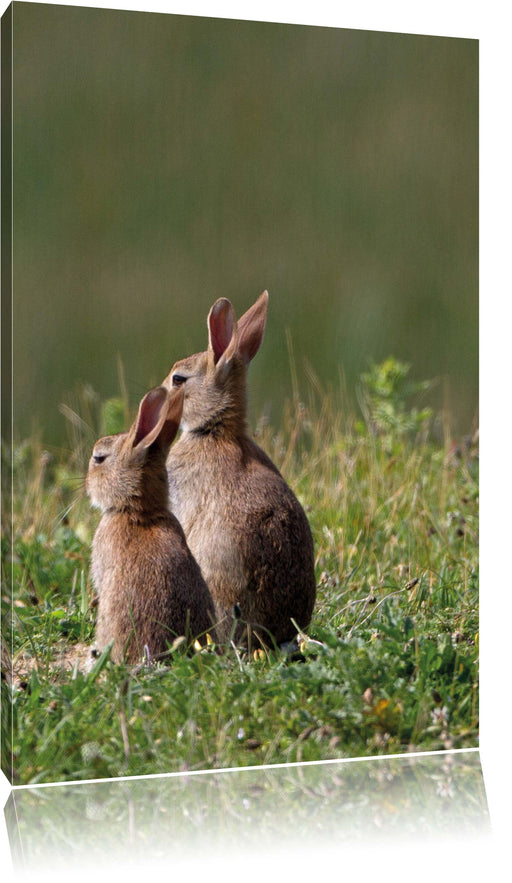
[2,359,478,784]
[358,357,433,447]
[100,397,127,437]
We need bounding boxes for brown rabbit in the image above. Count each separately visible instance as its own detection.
[86,385,215,663]
[162,291,316,646]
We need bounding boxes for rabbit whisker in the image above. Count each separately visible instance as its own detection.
[54,493,84,527]
[60,476,87,489]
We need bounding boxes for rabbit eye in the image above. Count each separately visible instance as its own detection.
[93,453,107,464]
[172,373,188,387]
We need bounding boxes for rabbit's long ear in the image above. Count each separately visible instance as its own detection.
[158,386,184,450]
[237,290,268,365]
[130,386,172,452]
[208,298,238,366]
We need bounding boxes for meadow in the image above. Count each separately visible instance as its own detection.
[1,358,478,785]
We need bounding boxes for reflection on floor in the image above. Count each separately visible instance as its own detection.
[5,749,488,876]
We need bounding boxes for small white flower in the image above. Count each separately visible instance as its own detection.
[431,705,449,725]
[436,779,455,799]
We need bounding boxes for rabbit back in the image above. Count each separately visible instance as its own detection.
[167,433,316,645]
[163,293,316,646]
[87,386,215,663]
[93,512,214,663]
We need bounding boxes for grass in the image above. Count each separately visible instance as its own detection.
[1,358,479,784]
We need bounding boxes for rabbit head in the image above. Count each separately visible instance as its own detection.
[86,385,184,515]
[162,290,268,436]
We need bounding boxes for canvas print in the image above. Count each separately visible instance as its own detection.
[1,2,478,786]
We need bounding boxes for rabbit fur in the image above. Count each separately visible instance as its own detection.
[162,291,316,646]
[86,385,215,663]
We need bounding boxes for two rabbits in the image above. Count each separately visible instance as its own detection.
[87,291,316,662]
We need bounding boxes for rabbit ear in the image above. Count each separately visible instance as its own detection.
[130,386,175,452]
[159,386,184,449]
[208,298,238,366]
[236,290,268,365]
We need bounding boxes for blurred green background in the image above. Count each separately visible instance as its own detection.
[10,2,478,446]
